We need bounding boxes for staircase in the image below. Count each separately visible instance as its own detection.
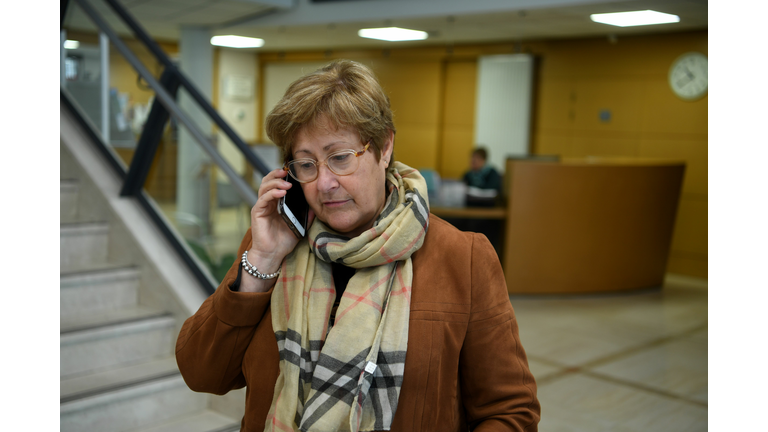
[60,104,245,431]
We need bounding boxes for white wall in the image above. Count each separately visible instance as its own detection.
[260,61,334,143]
[216,48,259,179]
[474,54,534,173]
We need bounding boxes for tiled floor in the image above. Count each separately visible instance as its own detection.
[510,275,708,431]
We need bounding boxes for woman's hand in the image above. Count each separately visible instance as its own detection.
[240,169,314,293]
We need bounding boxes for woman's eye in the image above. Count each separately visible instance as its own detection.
[299,162,315,170]
[331,154,351,163]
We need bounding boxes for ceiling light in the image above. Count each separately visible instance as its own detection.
[210,35,264,48]
[358,27,428,42]
[64,40,80,49]
[590,10,680,27]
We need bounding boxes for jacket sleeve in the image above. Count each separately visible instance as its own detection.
[175,229,274,395]
[460,233,541,431]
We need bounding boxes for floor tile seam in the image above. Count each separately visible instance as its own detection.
[525,321,707,370]
[534,368,708,409]
[580,369,708,408]
[529,369,575,386]
[527,321,708,386]
[526,355,568,369]
[579,322,709,369]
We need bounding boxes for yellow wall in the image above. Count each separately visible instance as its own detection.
[258,30,707,278]
[66,29,707,279]
[526,31,707,278]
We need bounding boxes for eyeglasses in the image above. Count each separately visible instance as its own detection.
[284,142,371,183]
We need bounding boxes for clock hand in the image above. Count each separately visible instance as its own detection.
[676,75,693,88]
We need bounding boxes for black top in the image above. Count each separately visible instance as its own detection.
[462,165,502,192]
[230,261,355,326]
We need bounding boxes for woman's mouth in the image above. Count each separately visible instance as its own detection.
[323,199,350,208]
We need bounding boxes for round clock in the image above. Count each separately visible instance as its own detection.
[668,52,708,101]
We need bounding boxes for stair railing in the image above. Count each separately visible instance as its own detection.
[61,0,275,294]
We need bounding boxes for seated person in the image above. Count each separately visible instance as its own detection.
[463,147,502,207]
[463,147,501,191]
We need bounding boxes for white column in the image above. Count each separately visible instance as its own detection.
[177,26,213,238]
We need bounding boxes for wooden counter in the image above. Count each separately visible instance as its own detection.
[430,206,506,220]
[503,157,685,294]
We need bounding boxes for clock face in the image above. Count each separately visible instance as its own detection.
[669,52,708,101]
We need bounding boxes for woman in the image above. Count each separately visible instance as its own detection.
[176,60,540,432]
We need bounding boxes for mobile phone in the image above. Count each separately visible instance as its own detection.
[277,174,309,238]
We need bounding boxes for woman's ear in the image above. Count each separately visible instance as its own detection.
[382,130,394,167]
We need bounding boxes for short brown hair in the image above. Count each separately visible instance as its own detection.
[265,59,395,165]
[472,147,488,161]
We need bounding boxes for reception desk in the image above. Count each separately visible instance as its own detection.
[430,206,506,220]
[503,157,685,294]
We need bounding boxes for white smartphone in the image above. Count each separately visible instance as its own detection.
[277,174,309,238]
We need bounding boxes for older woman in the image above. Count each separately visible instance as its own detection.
[176,60,540,432]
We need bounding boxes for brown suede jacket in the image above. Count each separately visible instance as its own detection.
[176,215,540,431]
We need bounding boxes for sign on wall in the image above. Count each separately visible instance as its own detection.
[223,75,254,101]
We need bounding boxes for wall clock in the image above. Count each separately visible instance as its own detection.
[668,52,708,101]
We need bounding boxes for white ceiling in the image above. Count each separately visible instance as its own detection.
[63,0,708,51]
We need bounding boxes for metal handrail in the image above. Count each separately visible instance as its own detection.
[61,89,219,294]
[99,0,273,178]
[73,0,260,207]
[61,0,277,294]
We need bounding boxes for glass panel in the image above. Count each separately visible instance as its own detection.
[152,110,259,281]
[60,25,107,139]
[61,0,168,167]
[61,0,277,282]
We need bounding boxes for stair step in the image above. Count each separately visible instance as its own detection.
[134,410,241,432]
[60,266,140,318]
[60,374,208,432]
[61,313,176,378]
[61,356,180,403]
[61,179,79,223]
[61,305,166,334]
[60,222,110,272]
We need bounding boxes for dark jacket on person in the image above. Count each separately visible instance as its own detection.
[463,165,502,192]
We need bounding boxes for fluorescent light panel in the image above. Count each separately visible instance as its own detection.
[64,40,80,49]
[210,35,264,48]
[590,10,680,27]
[358,27,428,42]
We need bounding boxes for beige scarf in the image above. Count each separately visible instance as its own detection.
[265,162,429,432]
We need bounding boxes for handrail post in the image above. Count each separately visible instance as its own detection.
[121,69,180,197]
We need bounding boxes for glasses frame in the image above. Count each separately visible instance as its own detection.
[284,142,371,183]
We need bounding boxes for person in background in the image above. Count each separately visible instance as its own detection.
[176,60,540,432]
[463,147,502,193]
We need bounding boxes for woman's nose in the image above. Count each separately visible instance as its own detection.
[315,163,339,192]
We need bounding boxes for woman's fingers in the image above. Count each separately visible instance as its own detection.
[259,178,291,195]
[258,170,291,196]
[252,188,287,218]
[253,169,292,214]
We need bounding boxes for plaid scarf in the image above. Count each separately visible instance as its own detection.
[266,162,429,432]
